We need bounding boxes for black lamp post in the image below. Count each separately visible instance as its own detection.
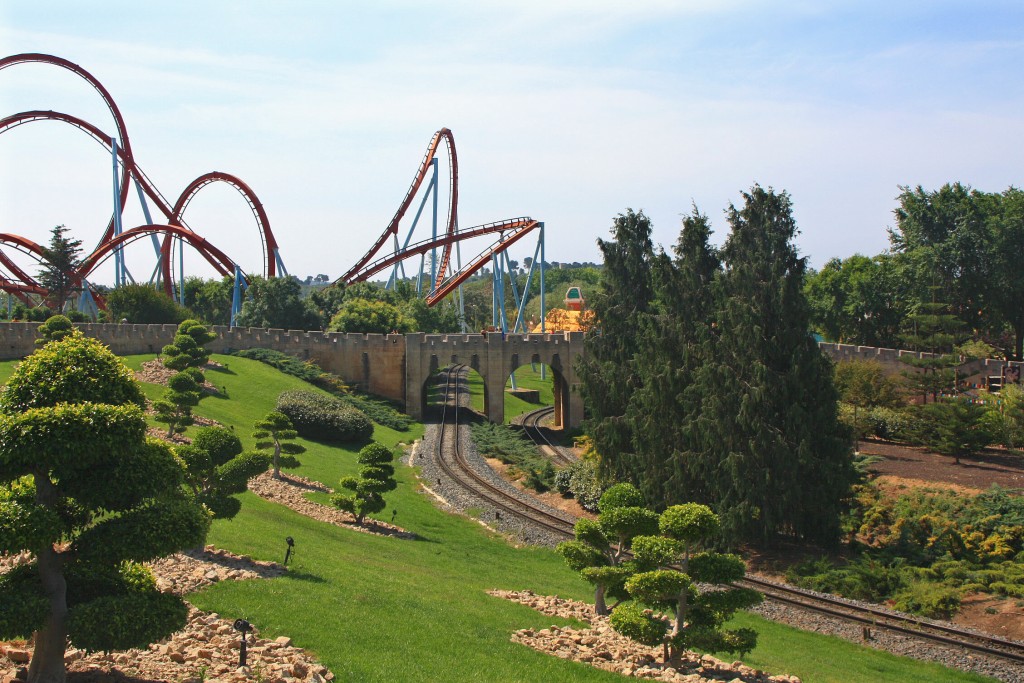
[233,619,253,666]
[284,536,295,565]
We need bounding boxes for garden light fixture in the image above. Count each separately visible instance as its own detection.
[233,618,253,666]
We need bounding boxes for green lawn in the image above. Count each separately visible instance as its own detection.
[465,363,557,424]
[0,352,997,683]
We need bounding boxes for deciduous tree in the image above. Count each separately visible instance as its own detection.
[106,284,190,325]
[236,276,320,331]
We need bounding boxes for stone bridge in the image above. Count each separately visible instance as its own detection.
[0,323,587,429]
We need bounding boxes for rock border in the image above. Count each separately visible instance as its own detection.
[247,470,415,539]
[1,550,334,683]
[490,590,799,683]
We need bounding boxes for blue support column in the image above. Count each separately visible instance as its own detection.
[540,222,546,380]
[131,170,162,267]
[111,138,124,289]
[230,266,248,327]
[430,158,438,291]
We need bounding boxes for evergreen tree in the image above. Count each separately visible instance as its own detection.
[692,186,854,544]
[628,207,720,506]
[915,399,992,466]
[898,293,966,403]
[38,225,83,312]
[577,210,657,484]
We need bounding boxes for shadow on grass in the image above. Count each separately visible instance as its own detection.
[282,569,328,584]
[207,364,237,375]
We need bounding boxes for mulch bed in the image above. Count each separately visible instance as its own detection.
[860,439,1024,491]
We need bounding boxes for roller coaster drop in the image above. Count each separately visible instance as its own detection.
[0,53,546,332]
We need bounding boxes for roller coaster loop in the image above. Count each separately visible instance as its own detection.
[0,53,282,307]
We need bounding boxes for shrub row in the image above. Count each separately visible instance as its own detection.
[469,422,555,492]
[233,348,322,382]
[233,348,410,431]
[276,390,373,444]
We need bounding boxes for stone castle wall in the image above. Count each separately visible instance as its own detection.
[818,342,1023,387]
[0,322,409,403]
[2,323,1016,424]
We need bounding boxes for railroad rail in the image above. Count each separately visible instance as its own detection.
[516,406,576,468]
[434,366,578,538]
[740,575,1024,665]
[432,373,1024,668]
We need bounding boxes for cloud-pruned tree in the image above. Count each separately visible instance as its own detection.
[0,331,209,683]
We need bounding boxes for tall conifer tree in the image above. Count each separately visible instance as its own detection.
[578,210,657,484]
[628,208,720,505]
[693,186,853,544]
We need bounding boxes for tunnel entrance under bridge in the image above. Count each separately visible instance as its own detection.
[404,331,584,429]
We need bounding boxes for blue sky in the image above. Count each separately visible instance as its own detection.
[2,1,1022,285]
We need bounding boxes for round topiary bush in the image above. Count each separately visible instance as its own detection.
[276,390,373,443]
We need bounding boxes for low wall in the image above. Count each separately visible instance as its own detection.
[818,342,1023,389]
[0,323,408,404]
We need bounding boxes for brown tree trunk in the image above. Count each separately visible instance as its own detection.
[593,585,608,615]
[29,472,68,683]
[273,441,282,479]
[28,617,67,683]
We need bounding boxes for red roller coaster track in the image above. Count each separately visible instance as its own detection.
[335,128,541,306]
[2,53,540,313]
[0,53,281,306]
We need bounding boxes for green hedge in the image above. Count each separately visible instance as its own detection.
[276,390,373,444]
[234,348,411,431]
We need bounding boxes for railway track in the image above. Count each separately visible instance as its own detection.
[429,366,1024,669]
[517,406,576,467]
[740,575,1024,666]
[433,365,578,539]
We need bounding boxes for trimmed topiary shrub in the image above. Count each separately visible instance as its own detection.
[331,442,397,525]
[35,314,75,345]
[276,390,372,443]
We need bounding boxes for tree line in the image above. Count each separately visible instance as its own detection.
[805,183,1024,359]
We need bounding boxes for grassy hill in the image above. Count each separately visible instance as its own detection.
[0,353,996,682]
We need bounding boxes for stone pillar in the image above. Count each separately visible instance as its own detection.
[552,374,564,428]
[404,333,426,421]
[484,332,505,425]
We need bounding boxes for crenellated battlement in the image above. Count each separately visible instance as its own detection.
[817,341,1022,388]
[23,324,1021,424]
[0,323,586,427]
